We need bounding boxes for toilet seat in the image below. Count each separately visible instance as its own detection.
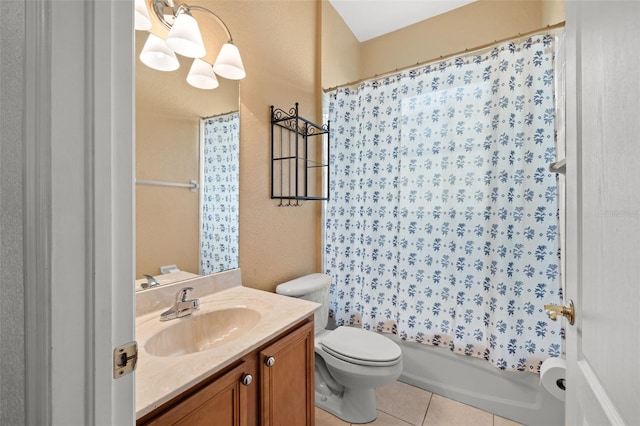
[320,326,402,367]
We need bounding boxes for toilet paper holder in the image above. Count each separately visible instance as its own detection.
[544,300,575,325]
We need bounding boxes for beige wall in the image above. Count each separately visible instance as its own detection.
[136,110,200,277]
[233,0,322,292]
[321,0,361,90]
[541,0,565,27]
[323,0,565,89]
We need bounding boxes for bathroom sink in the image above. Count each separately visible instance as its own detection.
[144,307,262,357]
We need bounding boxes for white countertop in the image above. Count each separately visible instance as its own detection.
[135,285,319,419]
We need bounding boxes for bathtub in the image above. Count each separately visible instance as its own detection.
[390,336,564,426]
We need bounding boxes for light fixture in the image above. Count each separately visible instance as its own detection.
[134,0,152,31]
[213,42,246,80]
[139,33,180,71]
[187,58,219,90]
[135,0,246,89]
[165,8,206,59]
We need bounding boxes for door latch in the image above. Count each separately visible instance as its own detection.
[544,300,575,325]
[113,341,138,378]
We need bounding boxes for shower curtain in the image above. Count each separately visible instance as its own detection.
[324,34,562,372]
[200,111,239,274]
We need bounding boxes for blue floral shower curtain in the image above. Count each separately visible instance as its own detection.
[324,34,562,372]
[200,112,239,274]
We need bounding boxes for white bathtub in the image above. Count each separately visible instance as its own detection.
[390,336,564,426]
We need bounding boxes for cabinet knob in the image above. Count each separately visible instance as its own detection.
[241,374,253,386]
[265,356,276,367]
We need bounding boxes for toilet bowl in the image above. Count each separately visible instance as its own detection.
[276,273,403,424]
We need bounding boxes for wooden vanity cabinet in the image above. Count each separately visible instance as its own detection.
[138,316,314,426]
[260,320,315,426]
[143,360,256,426]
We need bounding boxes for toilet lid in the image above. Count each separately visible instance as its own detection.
[320,326,401,367]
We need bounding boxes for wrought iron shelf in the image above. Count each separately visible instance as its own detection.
[272,156,326,168]
[271,103,330,206]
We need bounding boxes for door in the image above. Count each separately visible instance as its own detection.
[565,1,640,424]
[143,362,253,426]
[260,321,315,426]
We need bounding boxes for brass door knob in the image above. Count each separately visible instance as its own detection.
[544,300,575,325]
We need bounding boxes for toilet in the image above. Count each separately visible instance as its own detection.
[276,273,403,424]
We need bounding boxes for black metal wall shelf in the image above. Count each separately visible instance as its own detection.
[271,103,330,206]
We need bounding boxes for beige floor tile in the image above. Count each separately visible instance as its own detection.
[494,415,524,426]
[422,394,493,426]
[315,408,351,426]
[368,410,414,426]
[376,381,433,425]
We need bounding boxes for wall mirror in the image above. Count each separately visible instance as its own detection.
[135,27,240,291]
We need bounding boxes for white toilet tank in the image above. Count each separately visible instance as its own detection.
[276,273,332,334]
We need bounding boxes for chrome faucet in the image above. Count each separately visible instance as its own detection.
[141,274,160,289]
[160,287,200,321]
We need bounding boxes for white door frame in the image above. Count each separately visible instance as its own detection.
[24,0,135,423]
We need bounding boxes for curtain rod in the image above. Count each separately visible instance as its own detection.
[201,109,239,120]
[323,21,566,93]
[136,179,199,192]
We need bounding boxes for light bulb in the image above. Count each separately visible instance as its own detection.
[213,43,246,80]
[134,0,152,31]
[187,59,219,90]
[165,12,206,58]
[139,34,180,71]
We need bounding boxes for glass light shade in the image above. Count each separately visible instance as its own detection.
[213,43,246,80]
[134,0,152,31]
[139,34,180,71]
[165,12,206,58]
[186,59,219,90]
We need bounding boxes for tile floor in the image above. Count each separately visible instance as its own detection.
[315,381,523,426]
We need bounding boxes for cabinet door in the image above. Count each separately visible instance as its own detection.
[145,361,255,426]
[260,320,314,426]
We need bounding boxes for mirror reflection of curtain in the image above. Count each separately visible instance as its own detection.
[200,112,239,274]
[325,33,562,372]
